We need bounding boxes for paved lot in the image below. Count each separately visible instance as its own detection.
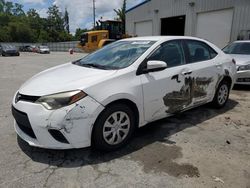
[0,52,249,188]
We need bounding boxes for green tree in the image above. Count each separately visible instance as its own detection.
[4,1,13,14]
[74,28,88,41]
[0,0,4,12]
[12,3,25,16]
[47,5,65,41]
[64,8,69,33]
[8,22,35,42]
[114,0,126,34]
[0,26,11,42]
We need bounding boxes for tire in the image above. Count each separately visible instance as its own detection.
[92,103,136,151]
[212,80,230,108]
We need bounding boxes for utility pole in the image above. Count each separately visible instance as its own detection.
[93,0,96,29]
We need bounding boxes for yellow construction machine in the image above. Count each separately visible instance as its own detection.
[77,20,127,52]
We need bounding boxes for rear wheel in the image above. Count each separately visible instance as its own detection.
[92,103,135,151]
[212,80,230,108]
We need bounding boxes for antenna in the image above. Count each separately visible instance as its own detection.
[93,0,96,29]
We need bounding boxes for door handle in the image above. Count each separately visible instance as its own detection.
[181,71,192,75]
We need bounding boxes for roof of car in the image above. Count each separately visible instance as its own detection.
[122,36,207,42]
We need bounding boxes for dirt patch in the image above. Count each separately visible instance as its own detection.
[129,142,199,178]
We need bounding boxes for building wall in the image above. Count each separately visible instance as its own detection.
[126,0,250,43]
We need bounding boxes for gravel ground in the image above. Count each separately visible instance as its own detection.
[0,52,249,188]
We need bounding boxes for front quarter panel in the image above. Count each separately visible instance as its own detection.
[85,70,145,126]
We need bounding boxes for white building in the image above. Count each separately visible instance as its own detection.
[126,0,250,48]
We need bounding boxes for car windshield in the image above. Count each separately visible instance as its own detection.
[74,40,155,70]
[40,46,48,49]
[223,42,250,55]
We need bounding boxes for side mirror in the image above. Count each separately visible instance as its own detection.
[145,60,167,73]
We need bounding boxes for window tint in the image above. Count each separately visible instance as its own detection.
[186,40,217,63]
[148,40,184,68]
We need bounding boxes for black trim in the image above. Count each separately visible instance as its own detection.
[48,129,69,144]
[12,106,36,139]
[15,92,40,103]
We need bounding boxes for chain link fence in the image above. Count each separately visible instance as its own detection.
[0,41,83,53]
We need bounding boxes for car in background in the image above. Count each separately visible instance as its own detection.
[0,44,20,56]
[19,45,32,52]
[29,45,38,53]
[223,41,250,85]
[38,46,50,54]
[12,36,236,151]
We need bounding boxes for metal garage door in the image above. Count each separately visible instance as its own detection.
[135,21,153,36]
[196,9,234,48]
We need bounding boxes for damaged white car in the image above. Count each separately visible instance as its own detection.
[12,36,236,151]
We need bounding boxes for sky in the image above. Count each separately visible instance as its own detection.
[11,0,144,34]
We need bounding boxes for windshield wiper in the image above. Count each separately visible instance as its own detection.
[81,63,115,70]
[83,63,106,69]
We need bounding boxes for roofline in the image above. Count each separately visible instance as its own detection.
[126,0,151,13]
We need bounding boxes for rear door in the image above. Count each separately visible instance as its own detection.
[182,39,222,106]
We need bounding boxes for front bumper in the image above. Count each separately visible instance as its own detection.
[235,70,250,85]
[12,95,104,149]
[40,50,50,54]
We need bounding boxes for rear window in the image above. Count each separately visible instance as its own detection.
[185,40,218,63]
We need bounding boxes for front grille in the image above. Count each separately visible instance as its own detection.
[48,129,69,144]
[12,106,36,139]
[16,92,40,103]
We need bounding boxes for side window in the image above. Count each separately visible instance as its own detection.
[148,40,185,68]
[185,40,218,63]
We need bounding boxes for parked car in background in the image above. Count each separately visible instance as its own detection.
[223,41,250,85]
[19,45,32,52]
[38,46,50,54]
[0,44,20,56]
[12,36,236,151]
[29,45,38,53]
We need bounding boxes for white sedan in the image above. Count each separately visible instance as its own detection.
[38,46,50,54]
[12,36,236,151]
[223,40,250,85]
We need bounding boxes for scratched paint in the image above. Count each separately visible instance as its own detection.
[163,77,213,114]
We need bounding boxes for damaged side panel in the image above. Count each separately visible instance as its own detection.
[163,76,213,114]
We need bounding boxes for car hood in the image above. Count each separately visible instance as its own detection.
[19,63,118,96]
[40,48,49,51]
[229,54,250,65]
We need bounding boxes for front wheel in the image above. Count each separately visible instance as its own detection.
[212,80,230,108]
[92,103,135,151]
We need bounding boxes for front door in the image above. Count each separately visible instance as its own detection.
[140,40,194,122]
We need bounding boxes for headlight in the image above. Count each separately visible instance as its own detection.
[36,90,87,110]
[238,64,250,71]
